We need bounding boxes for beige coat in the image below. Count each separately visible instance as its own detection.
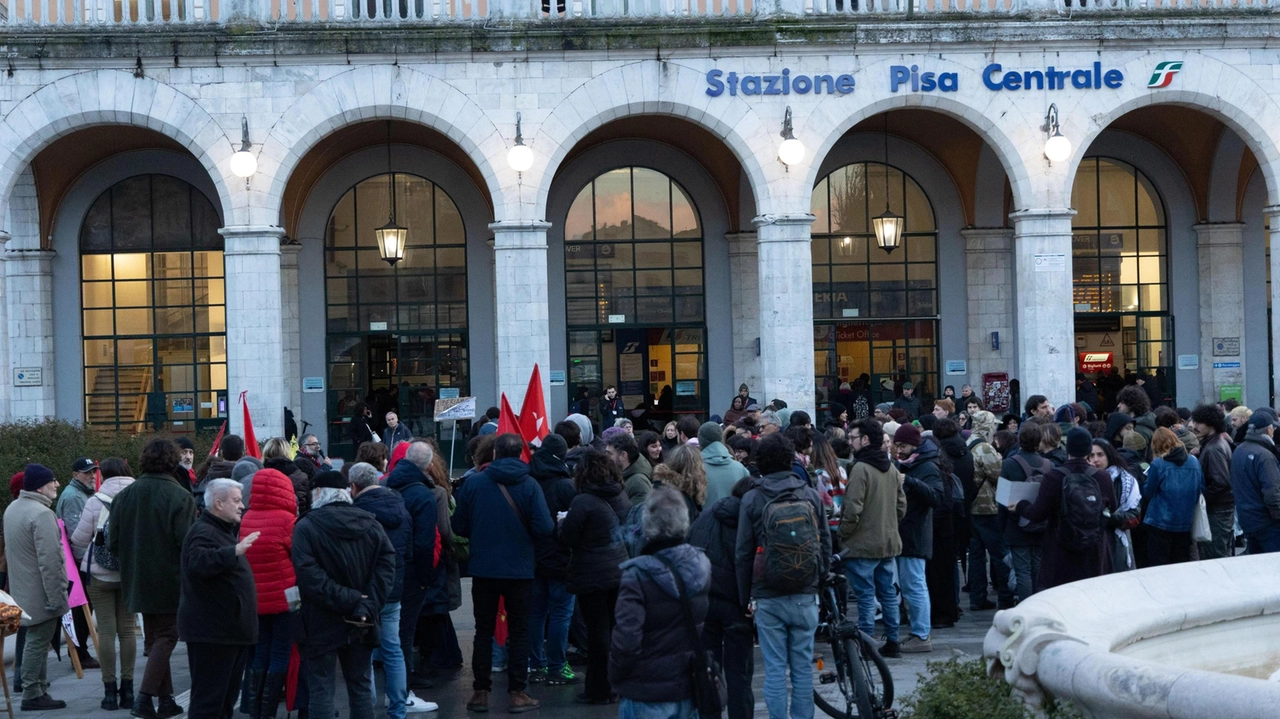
[3,491,69,625]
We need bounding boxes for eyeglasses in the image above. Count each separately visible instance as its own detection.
[305,442,321,448]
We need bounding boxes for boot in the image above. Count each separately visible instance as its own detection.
[258,672,287,719]
[131,693,160,719]
[240,669,264,716]
[466,690,490,713]
[119,679,135,710]
[157,695,184,718]
[508,691,540,714]
[102,681,120,711]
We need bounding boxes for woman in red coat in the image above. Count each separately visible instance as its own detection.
[239,465,298,719]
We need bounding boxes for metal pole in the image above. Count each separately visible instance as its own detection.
[448,419,459,479]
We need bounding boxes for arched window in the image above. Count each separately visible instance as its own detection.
[563,167,707,419]
[810,162,939,407]
[1071,158,1170,384]
[324,173,468,453]
[80,174,225,433]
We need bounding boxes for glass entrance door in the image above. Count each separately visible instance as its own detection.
[814,320,938,408]
[568,326,707,430]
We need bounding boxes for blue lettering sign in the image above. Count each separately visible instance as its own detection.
[983,61,1123,91]
[705,68,854,97]
[889,65,959,93]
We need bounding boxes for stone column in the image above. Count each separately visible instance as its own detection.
[961,228,1016,387]
[754,213,815,418]
[1267,206,1280,403]
[491,220,551,411]
[220,225,285,439]
[1010,208,1076,407]
[727,231,762,399]
[5,248,56,420]
[280,240,303,418]
[0,232,8,423]
[1195,223,1245,403]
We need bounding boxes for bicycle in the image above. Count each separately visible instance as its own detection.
[813,554,895,719]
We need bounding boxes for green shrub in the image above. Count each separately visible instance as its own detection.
[0,419,217,508]
[902,657,1084,719]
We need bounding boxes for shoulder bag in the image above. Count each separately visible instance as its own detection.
[653,553,727,717]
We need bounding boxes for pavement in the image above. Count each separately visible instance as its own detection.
[2,581,993,719]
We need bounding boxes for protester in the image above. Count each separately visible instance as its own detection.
[1228,406,1254,445]
[653,444,707,525]
[599,386,625,429]
[292,470,396,719]
[735,433,830,719]
[1189,404,1235,559]
[699,422,750,507]
[384,412,414,447]
[558,449,632,705]
[1116,385,1156,459]
[637,430,664,469]
[70,457,137,711]
[527,434,579,687]
[109,437,196,719]
[999,424,1049,602]
[605,432,653,505]
[175,437,198,491]
[610,486,711,719]
[892,424,944,652]
[1230,407,1280,554]
[1088,439,1142,572]
[295,434,332,478]
[180,479,259,719]
[839,419,907,657]
[1141,427,1204,566]
[893,382,921,419]
[5,464,71,710]
[452,433,554,714]
[964,411,1013,610]
[262,437,312,518]
[59,457,102,670]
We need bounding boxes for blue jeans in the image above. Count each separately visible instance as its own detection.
[375,602,407,719]
[843,558,899,643]
[1246,524,1280,554]
[528,578,574,672]
[618,697,697,719]
[754,594,819,719]
[252,612,295,673]
[1009,545,1041,602]
[895,557,930,640]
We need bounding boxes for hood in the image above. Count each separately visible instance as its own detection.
[900,438,940,468]
[583,480,625,500]
[353,486,406,531]
[247,469,298,514]
[385,458,429,491]
[484,457,532,485]
[529,450,572,483]
[565,414,594,445]
[623,455,652,478]
[1105,413,1134,443]
[853,445,892,473]
[620,543,711,600]
[756,469,810,496]
[1162,444,1189,466]
[387,441,411,474]
[711,495,742,528]
[1044,447,1068,465]
[96,476,134,498]
[701,441,734,466]
[938,433,968,459]
[303,501,380,539]
[1135,412,1158,431]
[263,457,298,477]
[206,458,238,478]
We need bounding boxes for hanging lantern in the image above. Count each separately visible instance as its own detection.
[377,122,408,266]
[872,209,904,253]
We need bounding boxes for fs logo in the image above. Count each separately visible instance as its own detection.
[1148,61,1183,89]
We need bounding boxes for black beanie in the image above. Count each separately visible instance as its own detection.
[1066,427,1092,458]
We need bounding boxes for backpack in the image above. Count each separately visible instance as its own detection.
[1012,454,1052,533]
[1058,470,1104,552]
[758,489,822,593]
[90,493,121,572]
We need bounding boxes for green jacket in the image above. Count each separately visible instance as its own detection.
[107,472,196,614]
[702,442,750,508]
[622,455,653,505]
[837,460,907,560]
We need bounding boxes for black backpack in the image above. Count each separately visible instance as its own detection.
[1012,454,1052,533]
[1058,471,1104,552]
[759,488,822,594]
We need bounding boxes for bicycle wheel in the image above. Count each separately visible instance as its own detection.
[813,638,855,719]
[857,633,895,711]
[845,637,876,719]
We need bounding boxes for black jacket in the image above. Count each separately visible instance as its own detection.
[734,470,831,605]
[291,502,395,659]
[559,481,632,595]
[1075,381,1099,413]
[178,511,257,645]
[384,461,441,593]
[687,494,744,618]
[937,433,974,531]
[1199,432,1235,510]
[530,449,577,581]
[352,487,413,603]
[999,449,1054,547]
[897,440,945,559]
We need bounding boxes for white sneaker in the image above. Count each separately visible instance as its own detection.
[405,692,439,713]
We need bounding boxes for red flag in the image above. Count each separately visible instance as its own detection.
[497,394,530,462]
[285,646,301,711]
[495,597,509,647]
[240,391,262,459]
[208,420,227,458]
[518,364,550,446]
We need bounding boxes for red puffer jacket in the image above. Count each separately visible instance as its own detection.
[240,468,298,615]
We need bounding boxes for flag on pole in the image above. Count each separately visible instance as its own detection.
[240,391,262,459]
[518,364,550,447]
[497,394,530,461]
[208,420,227,458]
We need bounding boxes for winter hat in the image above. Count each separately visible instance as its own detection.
[231,457,263,483]
[22,463,56,492]
[893,424,922,447]
[876,402,893,415]
[1104,412,1133,444]
[1054,405,1075,424]
[882,421,901,438]
[537,433,568,461]
[600,426,628,444]
[745,403,762,412]
[1123,430,1148,453]
[9,472,23,499]
[1248,407,1280,429]
[312,470,348,490]
[1066,427,1092,458]
[174,436,196,452]
[828,402,847,420]
[698,422,724,448]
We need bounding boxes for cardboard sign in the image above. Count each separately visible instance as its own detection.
[434,397,476,421]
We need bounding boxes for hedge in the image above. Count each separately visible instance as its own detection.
[902,657,1084,719]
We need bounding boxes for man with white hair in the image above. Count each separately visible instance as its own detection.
[179,478,259,719]
[384,412,414,448]
[292,470,396,719]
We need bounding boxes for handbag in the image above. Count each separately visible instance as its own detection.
[1191,494,1212,544]
[653,553,727,718]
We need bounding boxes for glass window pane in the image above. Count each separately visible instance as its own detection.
[672,242,701,268]
[82,282,114,309]
[565,186,594,242]
[398,174,433,245]
[110,176,152,251]
[81,194,113,252]
[115,308,152,335]
[830,165,868,234]
[905,176,934,232]
[672,183,700,238]
[155,306,194,334]
[1072,158,1098,227]
[1098,159,1136,227]
[153,252,192,280]
[811,178,830,235]
[151,176,192,250]
[84,340,114,366]
[155,280,192,307]
[632,168,672,239]
[436,186,465,245]
[113,254,150,280]
[594,169,632,239]
[634,242,670,269]
[906,235,935,263]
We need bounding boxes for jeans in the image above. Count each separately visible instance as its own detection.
[528,578,574,673]
[1198,506,1236,560]
[618,697,697,719]
[754,594,819,719]
[252,612,295,673]
[1245,524,1280,554]
[702,607,755,719]
[471,577,533,693]
[87,580,136,683]
[20,617,59,701]
[186,643,251,719]
[578,588,619,701]
[140,613,179,697]
[895,556,930,639]
[844,557,899,643]
[1009,545,1041,603]
[967,515,1014,606]
[304,644,375,719]
[375,602,407,719]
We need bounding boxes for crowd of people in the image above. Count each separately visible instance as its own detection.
[1,378,1278,719]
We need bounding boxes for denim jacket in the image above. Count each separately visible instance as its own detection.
[1142,446,1203,533]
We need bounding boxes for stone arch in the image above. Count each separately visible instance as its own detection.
[0,70,238,232]
[535,61,777,217]
[256,66,507,228]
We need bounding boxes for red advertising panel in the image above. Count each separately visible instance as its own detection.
[1079,352,1113,372]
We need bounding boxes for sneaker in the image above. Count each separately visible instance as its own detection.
[527,668,548,685]
[466,690,490,713]
[21,694,67,711]
[970,600,996,611]
[508,691,540,714]
[878,639,902,659]
[545,665,579,685]
[405,692,439,713]
[901,635,933,653]
[491,662,508,673]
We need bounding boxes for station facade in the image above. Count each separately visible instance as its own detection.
[1,12,1277,453]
